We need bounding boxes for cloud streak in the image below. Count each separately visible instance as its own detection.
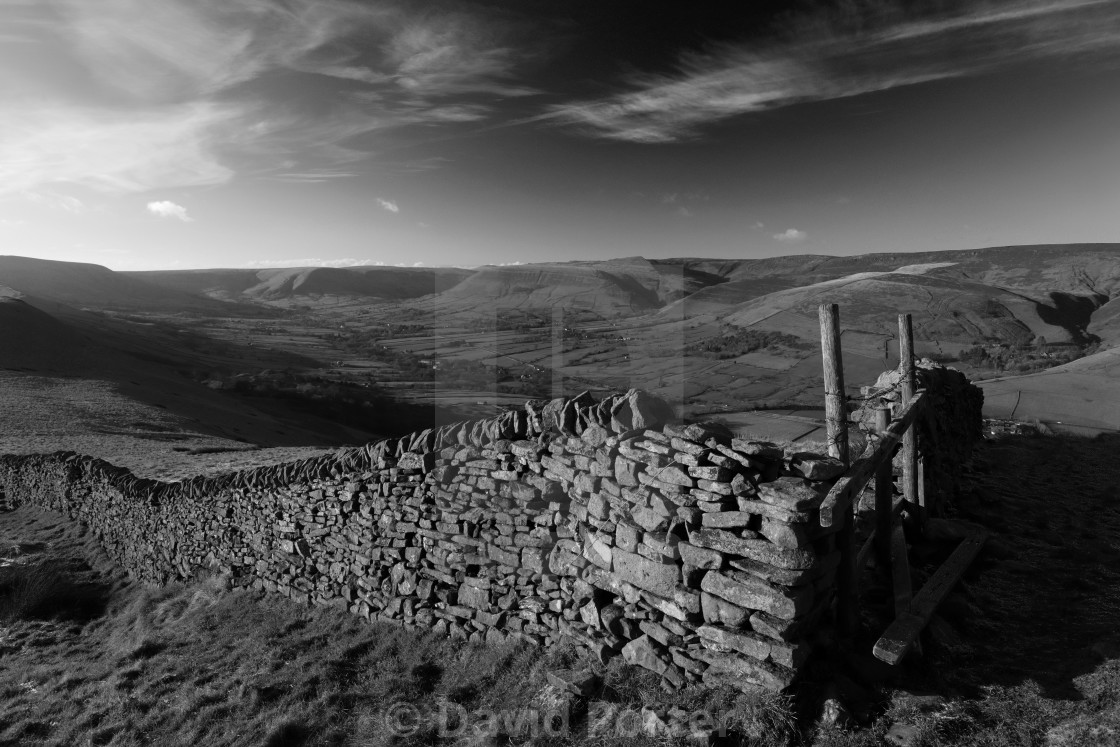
[244,257,386,268]
[544,0,1120,143]
[1,0,536,196]
[376,198,399,213]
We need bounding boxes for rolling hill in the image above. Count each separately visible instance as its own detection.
[127,266,474,304]
[0,256,244,314]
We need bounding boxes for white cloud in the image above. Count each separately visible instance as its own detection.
[146,200,192,221]
[376,198,400,213]
[0,218,25,227]
[774,228,806,243]
[543,0,1120,142]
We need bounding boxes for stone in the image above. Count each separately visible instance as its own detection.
[700,511,754,529]
[789,452,846,481]
[612,548,680,597]
[621,635,670,676]
[695,650,796,692]
[700,571,813,620]
[758,518,810,549]
[690,529,817,571]
[730,440,784,461]
[677,542,723,570]
[640,620,684,648]
[631,506,669,533]
[884,722,921,747]
[698,624,772,661]
[457,582,490,610]
[756,477,827,511]
[701,591,752,628]
[546,669,601,696]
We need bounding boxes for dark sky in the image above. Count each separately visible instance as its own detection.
[1,0,1119,270]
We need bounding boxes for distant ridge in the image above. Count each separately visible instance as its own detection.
[0,256,238,313]
[127,266,473,303]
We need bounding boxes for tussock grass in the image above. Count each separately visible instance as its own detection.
[0,558,106,622]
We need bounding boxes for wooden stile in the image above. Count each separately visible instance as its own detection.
[819,392,925,527]
[814,306,984,666]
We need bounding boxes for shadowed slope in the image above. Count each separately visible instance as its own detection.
[128,266,474,303]
[0,256,239,314]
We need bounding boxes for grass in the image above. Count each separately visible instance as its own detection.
[0,507,798,747]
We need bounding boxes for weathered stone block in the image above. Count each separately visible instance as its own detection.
[612,548,680,597]
[700,570,813,620]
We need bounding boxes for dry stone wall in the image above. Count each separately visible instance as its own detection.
[856,361,985,510]
[0,377,980,694]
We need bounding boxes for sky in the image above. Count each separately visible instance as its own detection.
[1,0,1119,271]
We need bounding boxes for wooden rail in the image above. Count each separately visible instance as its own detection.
[818,390,926,527]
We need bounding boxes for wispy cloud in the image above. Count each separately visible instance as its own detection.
[544,0,1120,142]
[376,198,400,213]
[23,191,86,213]
[244,257,386,268]
[774,228,806,243]
[0,0,536,196]
[147,200,191,221]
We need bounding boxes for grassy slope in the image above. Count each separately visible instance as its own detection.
[0,509,791,747]
[2,431,1120,745]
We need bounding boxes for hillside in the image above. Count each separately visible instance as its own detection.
[0,256,245,314]
[979,346,1120,434]
[127,266,474,304]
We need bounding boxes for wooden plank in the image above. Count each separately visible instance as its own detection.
[899,314,921,529]
[873,527,988,665]
[819,303,849,466]
[890,524,913,622]
[855,495,909,573]
[819,391,926,526]
[874,407,893,573]
[836,499,859,638]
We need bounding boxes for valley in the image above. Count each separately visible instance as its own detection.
[2,245,1118,472]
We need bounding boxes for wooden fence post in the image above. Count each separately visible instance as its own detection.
[820,304,849,466]
[820,304,857,637]
[899,313,921,530]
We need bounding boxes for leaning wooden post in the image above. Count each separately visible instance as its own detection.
[899,313,921,531]
[820,304,856,637]
[874,406,893,574]
[820,304,849,465]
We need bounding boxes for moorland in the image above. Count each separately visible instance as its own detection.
[1,243,1119,746]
